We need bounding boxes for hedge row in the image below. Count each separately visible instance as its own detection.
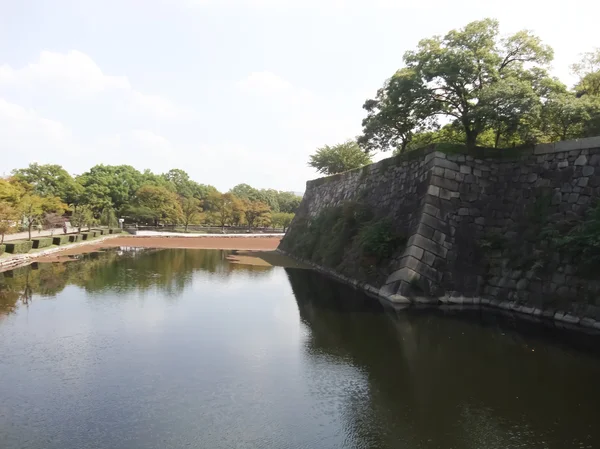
[32,237,53,249]
[4,240,34,254]
[53,235,70,245]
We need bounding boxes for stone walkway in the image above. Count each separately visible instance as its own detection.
[3,226,77,242]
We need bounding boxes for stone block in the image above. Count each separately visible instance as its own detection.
[422,203,440,218]
[460,165,472,174]
[420,212,447,232]
[578,177,589,187]
[557,160,569,169]
[427,185,440,197]
[432,230,446,245]
[407,233,448,258]
[422,251,436,267]
[404,245,424,260]
[444,168,458,180]
[574,155,588,166]
[568,193,579,203]
[386,267,420,284]
[435,158,459,171]
[431,175,459,191]
[415,223,435,239]
[582,166,595,176]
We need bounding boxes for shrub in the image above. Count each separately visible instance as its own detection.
[0,244,5,255]
[4,240,34,254]
[552,200,600,274]
[357,218,406,260]
[53,235,70,245]
[32,237,53,249]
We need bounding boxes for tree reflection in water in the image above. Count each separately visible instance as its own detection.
[285,267,600,449]
[0,248,273,317]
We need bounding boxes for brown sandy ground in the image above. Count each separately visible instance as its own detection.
[33,236,283,263]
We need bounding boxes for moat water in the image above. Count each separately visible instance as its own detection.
[1,248,599,449]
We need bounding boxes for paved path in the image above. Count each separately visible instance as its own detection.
[3,226,77,242]
[135,231,285,238]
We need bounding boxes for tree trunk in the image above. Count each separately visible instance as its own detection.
[465,128,478,149]
[495,129,501,149]
[28,222,33,241]
[185,222,189,232]
[399,140,409,154]
[1,233,4,244]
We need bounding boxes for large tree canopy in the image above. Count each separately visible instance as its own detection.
[360,19,555,150]
[12,163,82,205]
[308,140,372,175]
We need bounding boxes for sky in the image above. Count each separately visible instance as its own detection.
[0,0,598,193]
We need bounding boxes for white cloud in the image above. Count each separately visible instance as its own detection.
[0,99,77,173]
[0,50,184,120]
[0,50,130,96]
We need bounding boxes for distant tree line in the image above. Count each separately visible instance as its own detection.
[0,164,301,241]
[309,19,600,175]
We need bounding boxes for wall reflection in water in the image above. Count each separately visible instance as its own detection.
[286,268,600,449]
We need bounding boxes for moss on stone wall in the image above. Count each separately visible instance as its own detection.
[281,202,406,284]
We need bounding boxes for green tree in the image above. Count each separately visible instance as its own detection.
[12,163,83,205]
[20,194,65,240]
[479,77,541,147]
[541,92,592,141]
[359,68,434,153]
[179,196,202,232]
[572,49,600,98]
[375,19,553,149]
[277,192,302,214]
[230,184,261,202]
[0,202,18,244]
[208,192,240,230]
[257,189,280,213]
[243,200,271,230]
[100,207,119,230]
[272,212,295,232]
[71,205,95,233]
[127,185,183,226]
[77,165,144,212]
[308,140,372,175]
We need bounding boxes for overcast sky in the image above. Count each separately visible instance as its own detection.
[0,0,597,192]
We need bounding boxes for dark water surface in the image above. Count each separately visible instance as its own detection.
[1,248,599,449]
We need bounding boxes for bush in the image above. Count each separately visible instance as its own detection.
[69,234,82,243]
[32,237,53,249]
[282,201,405,271]
[4,240,34,254]
[551,200,600,274]
[357,218,406,260]
[0,244,5,255]
[53,235,70,245]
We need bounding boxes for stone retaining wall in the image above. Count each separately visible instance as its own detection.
[281,136,600,328]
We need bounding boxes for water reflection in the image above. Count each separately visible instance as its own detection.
[0,251,599,449]
[286,268,600,449]
[0,248,272,316]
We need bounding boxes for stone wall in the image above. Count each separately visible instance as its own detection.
[280,136,600,329]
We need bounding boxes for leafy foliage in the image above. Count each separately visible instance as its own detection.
[309,140,372,175]
[281,202,406,281]
[358,18,600,151]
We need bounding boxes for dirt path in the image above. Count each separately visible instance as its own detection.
[33,236,283,263]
